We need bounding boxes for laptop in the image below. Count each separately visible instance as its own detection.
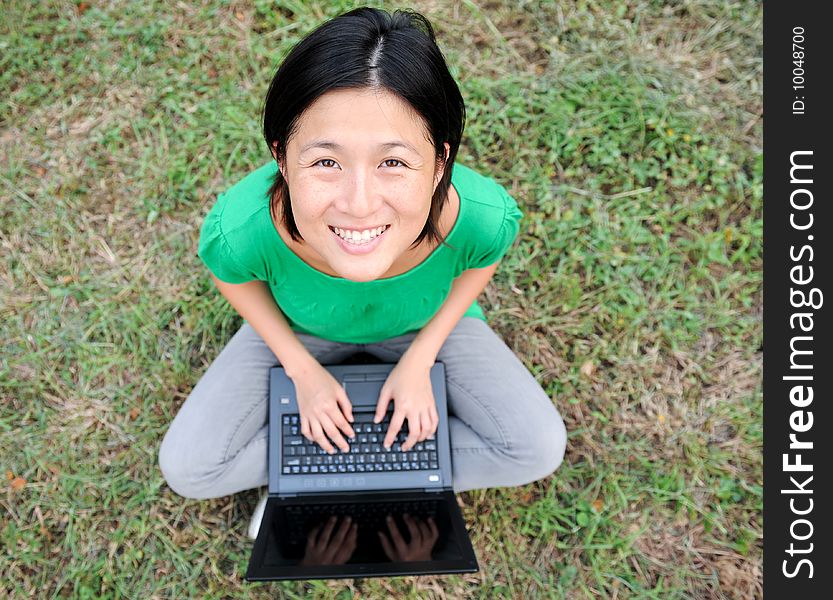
[244,354,479,581]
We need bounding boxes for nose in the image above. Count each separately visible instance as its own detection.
[337,168,380,219]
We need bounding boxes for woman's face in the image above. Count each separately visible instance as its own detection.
[278,87,449,282]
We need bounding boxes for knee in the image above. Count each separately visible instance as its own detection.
[158,433,214,500]
[514,403,567,484]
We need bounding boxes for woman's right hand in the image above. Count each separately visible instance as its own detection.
[288,360,355,454]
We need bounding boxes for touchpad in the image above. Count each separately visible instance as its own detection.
[343,381,383,407]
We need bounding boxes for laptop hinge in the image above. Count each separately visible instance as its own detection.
[287,487,442,498]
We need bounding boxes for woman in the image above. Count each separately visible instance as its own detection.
[158,7,567,539]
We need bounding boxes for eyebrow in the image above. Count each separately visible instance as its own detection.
[298,139,421,155]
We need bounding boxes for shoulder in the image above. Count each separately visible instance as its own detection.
[451,162,521,232]
[450,162,524,268]
[210,160,278,233]
[451,162,513,208]
[198,161,282,283]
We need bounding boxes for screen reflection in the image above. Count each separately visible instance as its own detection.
[263,496,462,567]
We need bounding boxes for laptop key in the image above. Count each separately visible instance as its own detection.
[430,461,438,469]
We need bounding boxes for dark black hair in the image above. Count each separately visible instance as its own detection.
[261,7,466,249]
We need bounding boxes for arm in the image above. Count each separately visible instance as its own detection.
[209,274,318,379]
[403,261,500,368]
[210,274,357,452]
[375,261,501,449]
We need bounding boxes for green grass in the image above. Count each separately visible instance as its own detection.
[1,0,762,598]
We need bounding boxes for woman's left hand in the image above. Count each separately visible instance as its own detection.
[374,353,439,452]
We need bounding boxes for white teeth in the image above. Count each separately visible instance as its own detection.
[333,225,388,243]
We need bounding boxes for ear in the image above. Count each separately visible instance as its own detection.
[271,141,288,179]
[434,142,450,189]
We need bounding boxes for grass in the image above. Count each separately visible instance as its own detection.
[1,0,762,598]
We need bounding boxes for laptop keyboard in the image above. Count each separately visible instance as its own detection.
[280,411,439,475]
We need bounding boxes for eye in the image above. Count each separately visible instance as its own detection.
[313,159,339,169]
[382,159,405,168]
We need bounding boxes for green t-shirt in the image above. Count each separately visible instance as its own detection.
[198,160,523,344]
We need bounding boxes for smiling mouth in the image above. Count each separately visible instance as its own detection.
[328,224,391,244]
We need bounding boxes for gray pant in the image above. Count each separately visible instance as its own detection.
[158,317,567,498]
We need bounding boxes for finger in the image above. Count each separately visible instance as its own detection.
[384,410,406,449]
[347,522,358,549]
[416,518,432,542]
[336,389,354,424]
[430,406,439,436]
[419,411,433,442]
[332,516,352,549]
[386,515,406,549]
[311,420,336,454]
[401,414,421,452]
[335,523,358,564]
[321,417,350,453]
[427,516,439,540]
[375,390,392,423]
[403,513,421,545]
[378,530,395,561]
[327,405,355,440]
[300,415,312,441]
[307,522,322,550]
[320,515,337,543]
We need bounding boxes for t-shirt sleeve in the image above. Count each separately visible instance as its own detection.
[197,193,260,284]
[469,187,524,269]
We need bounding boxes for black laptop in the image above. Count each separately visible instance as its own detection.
[244,357,479,581]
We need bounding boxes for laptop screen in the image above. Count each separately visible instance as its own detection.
[246,490,478,580]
